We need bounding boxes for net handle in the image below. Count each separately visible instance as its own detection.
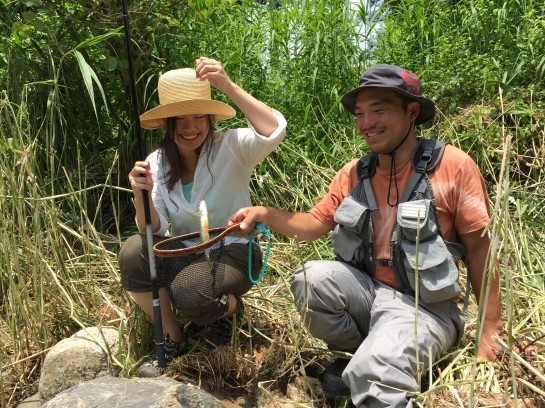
[153,223,243,258]
[247,223,272,284]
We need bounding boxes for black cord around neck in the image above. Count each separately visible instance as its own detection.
[387,121,414,207]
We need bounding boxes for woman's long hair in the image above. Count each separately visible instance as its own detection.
[158,115,215,192]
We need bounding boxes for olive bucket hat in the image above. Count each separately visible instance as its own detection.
[139,68,236,129]
[340,64,435,125]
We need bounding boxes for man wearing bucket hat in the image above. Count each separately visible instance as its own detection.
[118,57,286,377]
[230,64,502,407]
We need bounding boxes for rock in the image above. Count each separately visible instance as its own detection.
[33,326,225,407]
[286,375,323,402]
[16,393,41,408]
[41,375,224,408]
[38,326,120,403]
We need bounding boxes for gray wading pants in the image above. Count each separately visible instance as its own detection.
[291,260,464,408]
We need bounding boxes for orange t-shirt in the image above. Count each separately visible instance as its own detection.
[309,144,491,290]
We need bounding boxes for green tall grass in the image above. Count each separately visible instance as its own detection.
[1,0,544,406]
[0,89,131,406]
[2,87,545,407]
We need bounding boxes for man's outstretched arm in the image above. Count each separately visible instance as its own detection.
[229,206,333,242]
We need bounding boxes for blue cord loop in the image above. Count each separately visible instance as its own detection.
[247,222,272,284]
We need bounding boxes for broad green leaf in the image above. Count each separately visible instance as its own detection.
[12,22,33,40]
[103,56,118,71]
[33,18,45,32]
[74,50,96,116]
[22,11,36,21]
[73,28,123,51]
[74,50,109,120]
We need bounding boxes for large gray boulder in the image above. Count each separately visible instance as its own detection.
[41,375,224,408]
[38,326,120,403]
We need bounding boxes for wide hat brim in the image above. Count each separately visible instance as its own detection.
[139,100,236,130]
[341,85,435,125]
[341,64,436,125]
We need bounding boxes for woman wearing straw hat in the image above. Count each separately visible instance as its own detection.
[118,57,287,377]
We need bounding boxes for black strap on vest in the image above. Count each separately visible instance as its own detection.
[357,154,378,210]
[357,139,446,204]
[399,139,446,203]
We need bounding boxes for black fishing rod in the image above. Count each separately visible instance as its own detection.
[121,0,166,372]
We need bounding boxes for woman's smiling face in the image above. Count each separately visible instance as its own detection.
[172,114,211,154]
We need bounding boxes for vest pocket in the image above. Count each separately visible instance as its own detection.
[332,196,370,263]
[333,195,369,235]
[332,226,363,262]
[397,199,438,241]
[401,236,461,303]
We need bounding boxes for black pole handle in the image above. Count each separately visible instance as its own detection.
[121,0,166,371]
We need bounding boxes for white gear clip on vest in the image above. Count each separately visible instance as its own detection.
[399,202,427,220]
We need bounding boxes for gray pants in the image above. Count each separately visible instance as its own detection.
[291,260,464,408]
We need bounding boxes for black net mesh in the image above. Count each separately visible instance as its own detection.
[155,231,226,310]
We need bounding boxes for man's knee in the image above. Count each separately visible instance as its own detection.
[290,260,333,305]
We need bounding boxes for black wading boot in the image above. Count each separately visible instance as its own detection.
[138,334,186,378]
[322,357,351,404]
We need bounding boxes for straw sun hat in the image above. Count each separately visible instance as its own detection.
[139,68,236,129]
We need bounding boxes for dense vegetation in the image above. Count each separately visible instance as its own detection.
[1,0,543,407]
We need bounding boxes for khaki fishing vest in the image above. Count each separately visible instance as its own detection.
[332,139,466,303]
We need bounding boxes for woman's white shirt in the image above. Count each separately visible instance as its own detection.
[145,109,286,239]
